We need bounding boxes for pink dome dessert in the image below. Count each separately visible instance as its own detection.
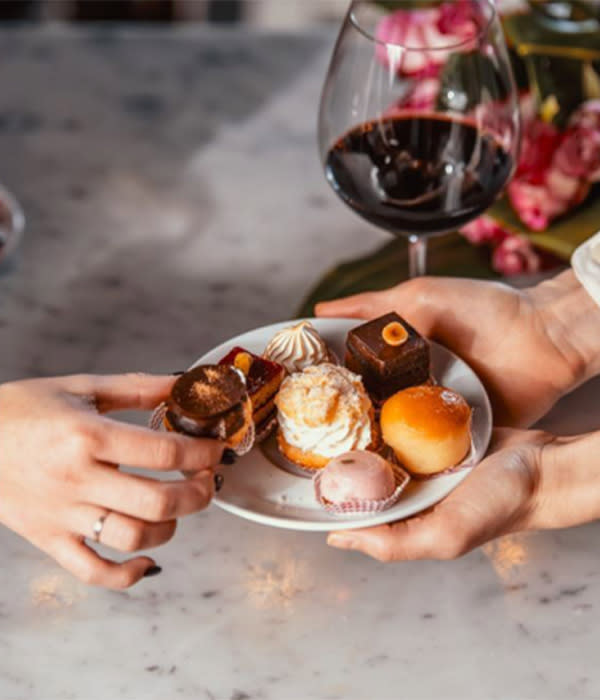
[319,451,396,503]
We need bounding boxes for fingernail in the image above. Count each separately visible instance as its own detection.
[171,371,185,376]
[327,533,355,549]
[143,565,162,578]
[220,449,237,466]
[214,473,225,492]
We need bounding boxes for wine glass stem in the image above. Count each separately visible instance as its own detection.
[408,235,427,278]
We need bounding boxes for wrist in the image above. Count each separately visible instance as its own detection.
[534,430,600,530]
[528,269,600,391]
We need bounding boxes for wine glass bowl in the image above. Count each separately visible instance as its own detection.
[318,0,521,277]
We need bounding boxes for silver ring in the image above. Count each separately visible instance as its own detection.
[92,513,110,543]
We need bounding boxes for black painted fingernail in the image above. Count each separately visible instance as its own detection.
[214,473,225,492]
[143,565,162,578]
[220,449,237,466]
[171,371,185,376]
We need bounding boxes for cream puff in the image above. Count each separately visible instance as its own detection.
[381,385,471,477]
[275,363,379,470]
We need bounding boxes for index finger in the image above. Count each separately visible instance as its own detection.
[64,373,177,413]
[315,290,397,320]
[314,281,438,337]
[92,416,224,472]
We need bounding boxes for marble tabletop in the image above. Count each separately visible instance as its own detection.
[1,26,600,700]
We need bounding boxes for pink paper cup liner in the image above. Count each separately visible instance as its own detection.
[314,463,410,516]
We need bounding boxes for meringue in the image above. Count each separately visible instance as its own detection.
[264,321,331,374]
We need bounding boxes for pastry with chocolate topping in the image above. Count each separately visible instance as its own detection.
[345,312,430,405]
[164,365,254,455]
[219,347,284,442]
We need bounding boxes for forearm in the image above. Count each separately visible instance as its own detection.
[529,269,600,392]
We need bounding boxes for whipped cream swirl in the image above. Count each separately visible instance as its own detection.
[264,321,330,374]
[276,364,373,458]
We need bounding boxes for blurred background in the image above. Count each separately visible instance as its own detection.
[0,0,350,25]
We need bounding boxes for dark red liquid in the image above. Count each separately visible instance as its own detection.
[325,115,513,236]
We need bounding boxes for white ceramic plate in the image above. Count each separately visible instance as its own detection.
[196,318,492,532]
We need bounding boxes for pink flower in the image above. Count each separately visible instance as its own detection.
[492,235,542,276]
[569,99,600,132]
[507,179,563,231]
[518,91,538,124]
[552,101,600,182]
[553,125,600,180]
[437,0,479,39]
[376,9,444,76]
[460,215,508,245]
[507,173,589,232]
[375,1,479,77]
[515,119,561,184]
[507,110,595,231]
[386,78,440,114]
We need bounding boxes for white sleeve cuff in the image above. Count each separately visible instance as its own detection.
[572,230,600,308]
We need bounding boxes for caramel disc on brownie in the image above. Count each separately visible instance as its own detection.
[165,365,252,448]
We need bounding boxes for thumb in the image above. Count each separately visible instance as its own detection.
[327,509,465,561]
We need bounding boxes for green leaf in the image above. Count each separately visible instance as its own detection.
[502,10,600,125]
[489,190,600,260]
[502,12,600,59]
[296,233,498,317]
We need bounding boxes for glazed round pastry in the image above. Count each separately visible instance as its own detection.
[165,365,254,455]
[264,321,332,374]
[320,451,396,503]
[275,363,378,470]
[381,385,471,476]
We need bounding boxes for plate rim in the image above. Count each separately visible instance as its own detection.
[197,317,492,531]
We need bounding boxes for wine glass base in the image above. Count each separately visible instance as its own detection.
[0,185,25,271]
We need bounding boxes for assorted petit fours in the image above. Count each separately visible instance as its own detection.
[219,347,284,442]
[263,320,335,374]
[381,385,472,477]
[345,312,430,405]
[274,363,379,470]
[153,312,475,513]
[164,365,255,456]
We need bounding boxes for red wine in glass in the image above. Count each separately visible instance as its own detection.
[319,1,521,278]
[326,114,514,236]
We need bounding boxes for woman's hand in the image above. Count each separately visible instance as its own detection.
[317,270,600,428]
[327,427,600,562]
[0,374,224,589]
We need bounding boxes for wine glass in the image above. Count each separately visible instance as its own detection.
[318,0,521,278]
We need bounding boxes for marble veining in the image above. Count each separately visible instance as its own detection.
[0,26,599,700]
